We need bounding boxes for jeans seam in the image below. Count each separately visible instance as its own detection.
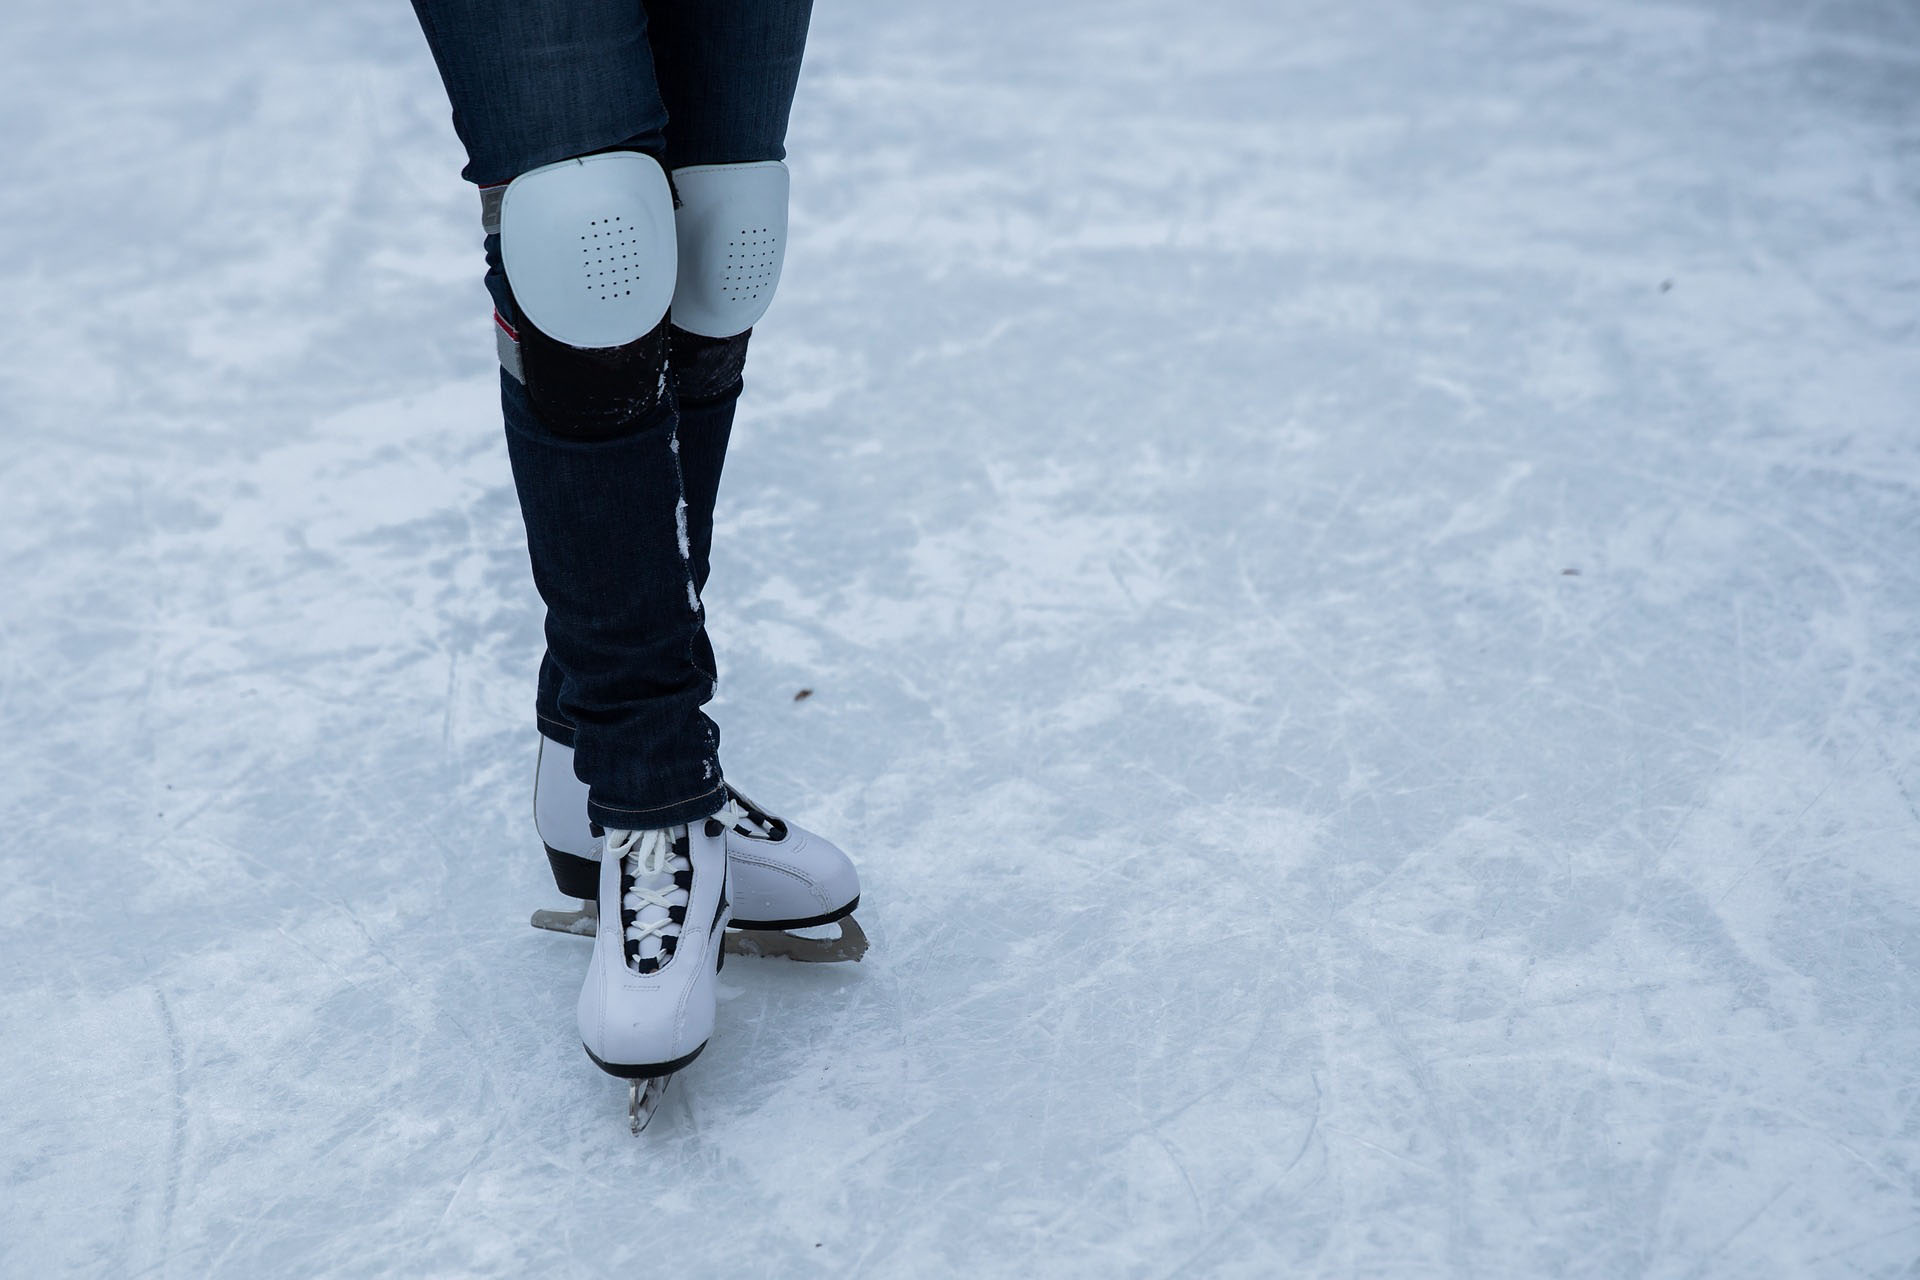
[592,780,725,819]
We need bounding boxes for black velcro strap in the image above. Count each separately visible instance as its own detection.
[516,314,672,440]
[669,328,752,405]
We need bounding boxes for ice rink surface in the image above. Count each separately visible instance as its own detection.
[3,0,1918,1274]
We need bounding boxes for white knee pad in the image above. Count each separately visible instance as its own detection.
[499,152,677,349]
[670,161,790,338]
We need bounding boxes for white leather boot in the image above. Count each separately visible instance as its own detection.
[577,820,729,1097]
[714,787,861,929]
[534,734,860,931]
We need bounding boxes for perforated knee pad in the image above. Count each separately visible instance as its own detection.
[670,162,790,339]
[497,152,678,439]
[501,152,676,346]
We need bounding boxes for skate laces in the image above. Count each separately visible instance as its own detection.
[609,827,691,971]
[719,787,787,843]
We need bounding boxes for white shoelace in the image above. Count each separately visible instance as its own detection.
[608,827,689,964]
[718,796,755,836]
[718,791,781,842]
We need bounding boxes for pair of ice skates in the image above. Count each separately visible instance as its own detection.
[528,737,864,1132]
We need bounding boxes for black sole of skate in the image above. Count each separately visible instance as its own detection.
[731,895,861,932]
[582,1039,707,1080]
[532,900,870,963]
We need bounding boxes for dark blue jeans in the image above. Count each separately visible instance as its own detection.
[411,0,813,828]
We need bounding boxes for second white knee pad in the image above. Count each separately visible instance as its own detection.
[670,161,790,338]
[499,152,678,349]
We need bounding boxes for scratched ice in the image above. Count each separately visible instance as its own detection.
[3,0,1918,1275]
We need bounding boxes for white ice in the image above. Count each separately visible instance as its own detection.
[3,0,1918,1275]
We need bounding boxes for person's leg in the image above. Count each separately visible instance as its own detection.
[520,0,861,952]
[410,0,668,188]
[534,0,815,773]
[532,314,740,742]
[649,0,814,173]
[412,0,727,829]
[652,0,816,600]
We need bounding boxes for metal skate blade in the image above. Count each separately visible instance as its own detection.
[727,915,869,964]
[533,902,868,963]
[628,1075,671,1135]
[530,902,598,936]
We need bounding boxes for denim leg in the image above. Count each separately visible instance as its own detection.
[502,360,726,830]
[536,326,745,758]
[410,0,670,185]
[412,0,728,827]
[647,0,817,171]
[670,327,751,601]
[490,231,727,828]
[657,0,815,683]
[537,0,815,767]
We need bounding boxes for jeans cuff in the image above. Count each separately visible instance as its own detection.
[587,777,728,831]
[536,709,577,748]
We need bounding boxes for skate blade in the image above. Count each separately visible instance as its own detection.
[531,903,868,963]
[628,1076,671,1135]
[729,915,869,963]
[529,904,598,936]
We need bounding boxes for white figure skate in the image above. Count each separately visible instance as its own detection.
[530,735,865,962]
[578,821,729,1133]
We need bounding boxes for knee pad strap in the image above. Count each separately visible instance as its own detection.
[500,310,672,440]
[669,327,752,405]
